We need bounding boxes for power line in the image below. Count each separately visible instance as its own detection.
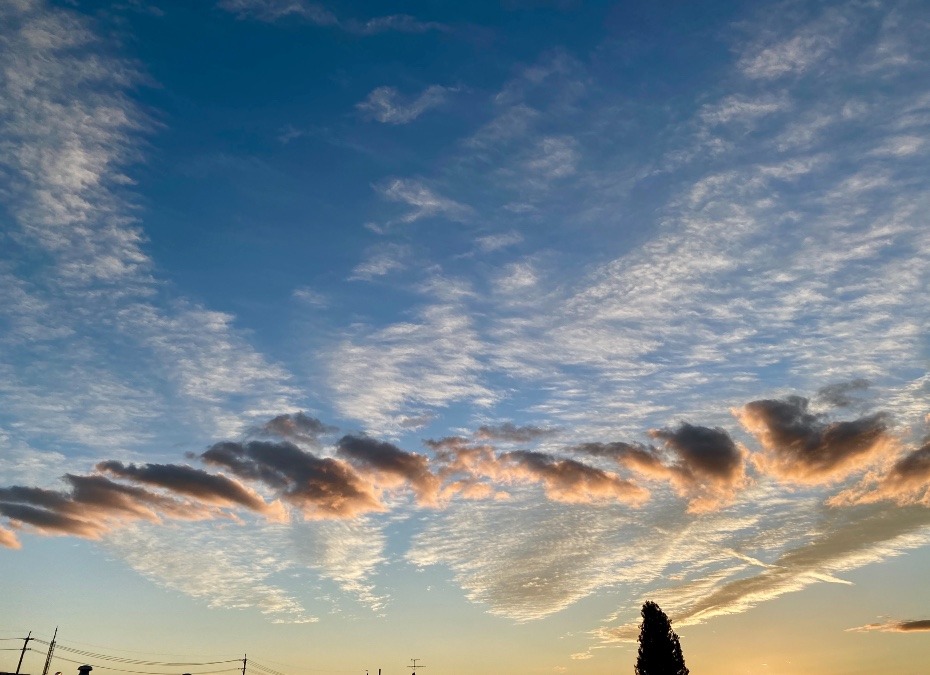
[50,645,240,667]
[50,655,240,675]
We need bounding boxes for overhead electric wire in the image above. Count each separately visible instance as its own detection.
[38,637,234,661]
[51,654,241,675]
[248,662,287,675]
[50,645,240,667]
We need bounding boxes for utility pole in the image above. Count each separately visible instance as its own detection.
[40,628,57,675]
[407,659,424,675]
[241,654,247,675]
[15,631,32,675]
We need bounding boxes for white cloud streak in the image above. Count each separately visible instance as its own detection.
[357,85,455,125]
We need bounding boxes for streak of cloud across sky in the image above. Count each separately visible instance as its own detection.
[1,2,929,675]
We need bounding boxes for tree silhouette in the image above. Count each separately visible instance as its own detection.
[635,601,689,675]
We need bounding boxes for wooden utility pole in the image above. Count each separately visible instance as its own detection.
[15,632,32,675]
[407,659,424,675]
[240,654,247,675]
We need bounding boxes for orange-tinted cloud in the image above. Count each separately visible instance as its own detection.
[0,525,20,549]
[736,396,894,484]
[575,424,748,512]
[97,460,281,516]
[427,437,648,506]
[828,438,930,507]
[499,450,649,505]
[336,434,440,505]
[0,475,228,545]
[201,440,383,518]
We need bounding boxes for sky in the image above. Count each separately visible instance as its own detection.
[1,0,929,674]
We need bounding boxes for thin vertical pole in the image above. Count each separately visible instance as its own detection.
[40,628,57,675]
[15,631,32,675]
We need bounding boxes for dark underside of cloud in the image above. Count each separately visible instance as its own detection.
[736,396,893,484]
[1,394,928,548]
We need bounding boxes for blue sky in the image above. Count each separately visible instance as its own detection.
[2,1,930,674]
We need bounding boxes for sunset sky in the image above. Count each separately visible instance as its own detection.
[2,1,929,674]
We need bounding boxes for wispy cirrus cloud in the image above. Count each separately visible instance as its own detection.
[372,178,472,228]
[357,85,456,124]
[847,618,930,633]
[105,522,319,623]
[349,243,411,281]
[0,0,299,465]
[217,0,447,34]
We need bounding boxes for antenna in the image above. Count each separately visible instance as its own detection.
[40,628,58,675]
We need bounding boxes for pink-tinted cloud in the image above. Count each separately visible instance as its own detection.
[96,460,282,516]
[736,396,894,484]
[574,424,748,513]
[828,438,930,507]
[0,525,19,549]
[500,450,649,505]
[427,437,648,506]
[0,475,230,546]
[336,434,440,505]
[201,440,384,518]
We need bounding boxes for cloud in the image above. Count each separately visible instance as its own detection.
[0,0,299,457]
[96,460,283,516]
[289,518,388,611]
[106,522,318,624]
[828,438,930,507]
[0,526,20,549]
[474,422,559,443]
[499,450,649,505]
[848,619,930,633]
[349,244,410,281]
[336,434,440,505]
[699,94,791,126]
[736,397,894,484]
[428,439,648,506]
[217,0,337,24]
[574,424,748,513]
[474,231,523,253]
[407,498,651,621]
[328,300,493,432]
[374,178,472,225]
[217,0,446,34]
[816,379,871,408]
[524,136,580,181]
[263,411,337,444]
[595,504,930,642]
[291,286,328,307]
[357,85,455,124]
[201,440,384,519]
[0,474,226,544]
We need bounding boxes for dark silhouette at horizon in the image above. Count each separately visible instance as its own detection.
[635,601,689,675]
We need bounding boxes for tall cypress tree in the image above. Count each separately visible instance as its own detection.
[635,601,689,675]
